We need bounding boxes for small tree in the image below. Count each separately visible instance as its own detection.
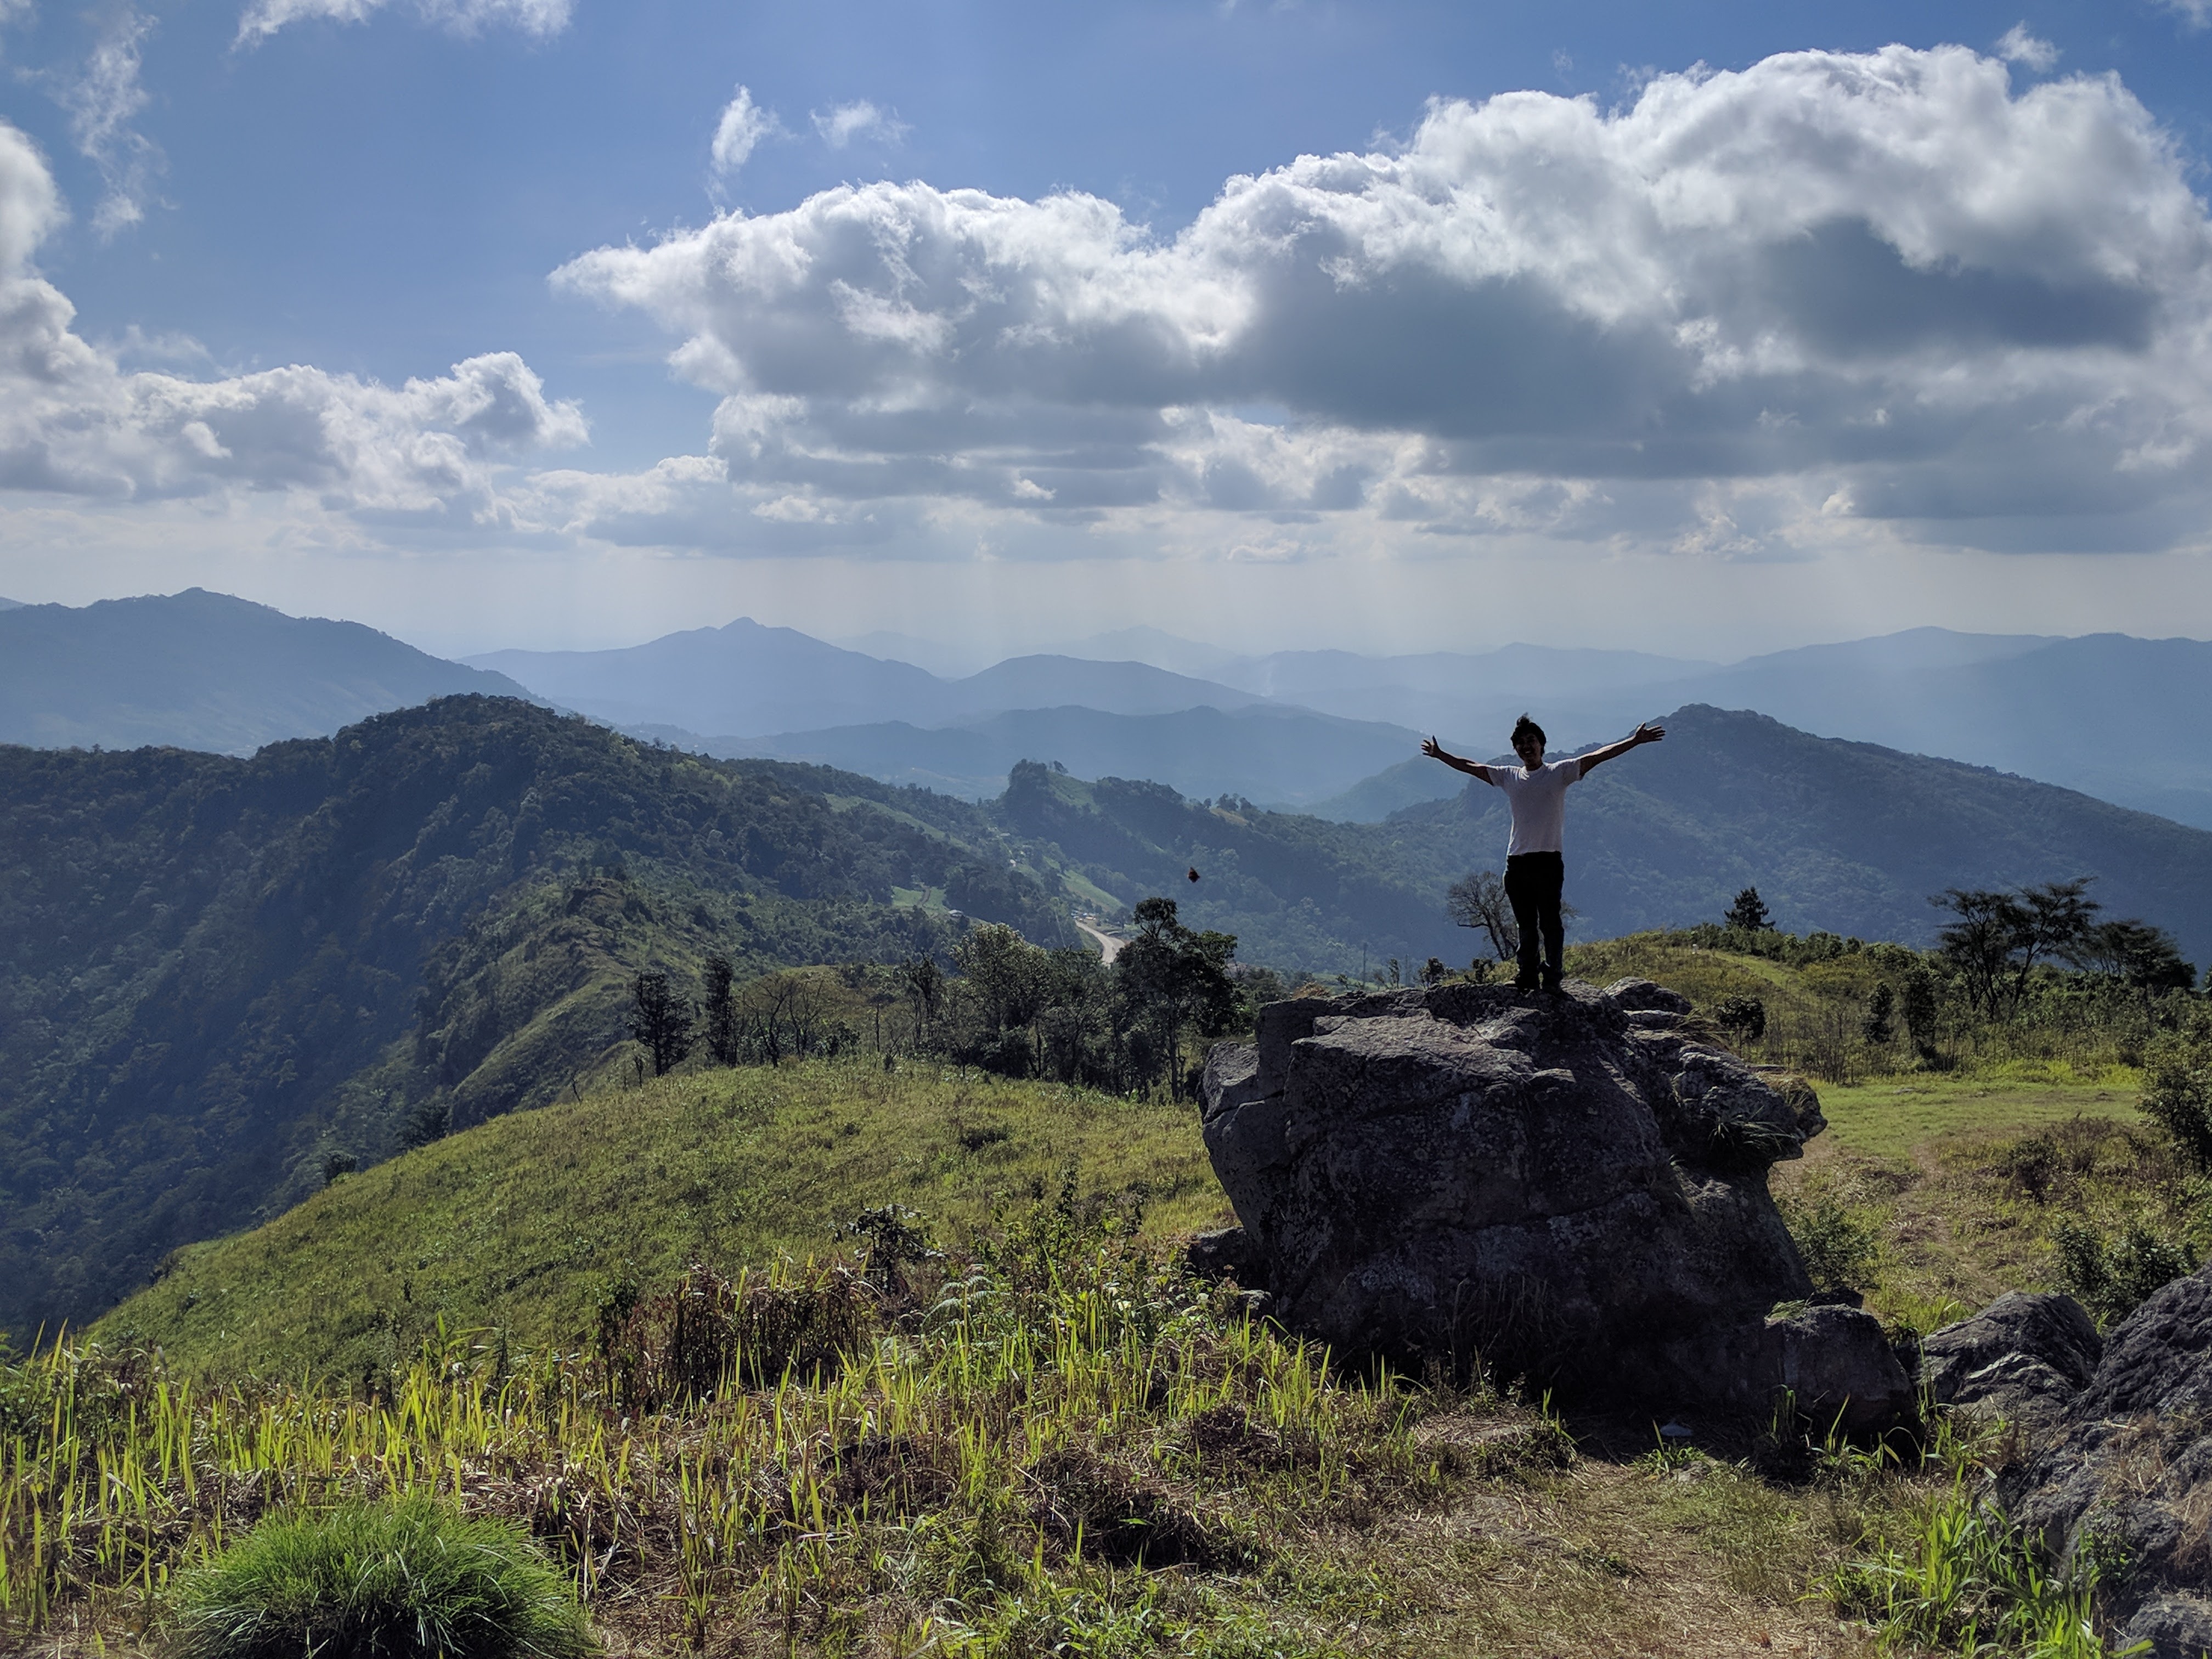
[702,952,742,1065]
[2068,918,2198,995]
[1447,870,1519,962]
[398,1098,450,1149]
[1934,878,2098,1020]
[1899,966,1942,1058]
[1714,994,1767,1045]
[1860,983,1896,1047]
[1115,896,1239,1101]
[901,956,943,1046]
[1725,888,1771,932]
[629,969,694,1077]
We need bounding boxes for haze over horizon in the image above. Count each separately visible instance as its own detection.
[3,2,2212,657]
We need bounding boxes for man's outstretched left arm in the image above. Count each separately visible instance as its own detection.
[1576,721,1666,778]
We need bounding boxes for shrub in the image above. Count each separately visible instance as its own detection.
[1824,1471,2110,1656]
[1860,984,1895,1047]
[171,1494,594,1659]
[1780,1190,1882,1292]
[2139,1029,2212,1173]
[1714,994,1767,1044]
[2052,1216,2198,1326]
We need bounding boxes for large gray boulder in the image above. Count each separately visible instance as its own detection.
[1919,1291,2102,1434]
[2001,1265,2212,1656]
[1200,979,1901,1418]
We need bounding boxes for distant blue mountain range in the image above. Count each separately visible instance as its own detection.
[4,592,2206,834]
[0,590,537,754]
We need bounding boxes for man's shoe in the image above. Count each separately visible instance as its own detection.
[1541,975,1564,995]
[1513,975,1539,993]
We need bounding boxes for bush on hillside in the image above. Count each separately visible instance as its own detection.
[2139,1026,2212,1174]
[593,1257,874,1409]
[171,1494,592,1659]
[1779,1189,1883,1293]
[1714,994,1767,1044]
[2053,1215,2198,1327]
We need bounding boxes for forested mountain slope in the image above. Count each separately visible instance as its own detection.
[1361,706,2212,961]
[0,697,1060,1335]
[11,696,2210,1339]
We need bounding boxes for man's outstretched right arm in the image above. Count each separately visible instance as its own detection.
[1422,736,1492,783]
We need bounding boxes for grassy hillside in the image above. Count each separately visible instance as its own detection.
[43,981,2201,1658]
[101,927,2191,1384]
[94,1059,1224,1381]
[15,692,2211,1342]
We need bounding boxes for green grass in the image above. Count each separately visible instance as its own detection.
[7,1222,1927,1659]
[96,1059,1224,1382]
[1813,1071,2142,1160]
[172,1494,592,1659]
[24,996,2185,1657]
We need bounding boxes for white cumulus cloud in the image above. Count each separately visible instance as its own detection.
[0,120,62,273]
[811,100,906,150]
[236,0,570,46]
[0,119,586,519]
[1995,24,2059,70]
[552,44,2212,556]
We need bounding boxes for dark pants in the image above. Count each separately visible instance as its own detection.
[1504,851,1565,988]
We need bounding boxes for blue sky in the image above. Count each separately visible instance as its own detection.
[3,0,2211,658]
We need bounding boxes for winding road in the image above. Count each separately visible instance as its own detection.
[1074,918,1126,963]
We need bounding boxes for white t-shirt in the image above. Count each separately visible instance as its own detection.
[1487,758,1581,856]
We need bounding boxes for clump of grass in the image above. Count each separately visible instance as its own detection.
[1824,1472,2114,1656]
[171,1494,593,1659]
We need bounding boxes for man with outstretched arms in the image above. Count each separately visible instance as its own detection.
[1421,715,1666,993]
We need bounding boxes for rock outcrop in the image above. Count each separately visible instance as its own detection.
[2000,1266,2212,1657]
[1918,1291,2102,1434]
[1200,978,1906,1419]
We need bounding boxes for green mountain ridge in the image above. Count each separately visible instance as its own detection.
[1,698,1050,1335]
[10,694,2212,1341]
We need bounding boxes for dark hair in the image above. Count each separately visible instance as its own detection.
[1511,714,1546,751]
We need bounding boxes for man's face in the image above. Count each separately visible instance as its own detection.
[1514,732,1544,768]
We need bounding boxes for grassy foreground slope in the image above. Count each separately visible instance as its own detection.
[96,1060,1225,1380]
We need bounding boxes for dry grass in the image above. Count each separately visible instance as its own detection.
[9,1234,1939,1659]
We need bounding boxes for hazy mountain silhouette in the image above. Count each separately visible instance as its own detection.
[682,702,1417,805]
[0,590,537,754]
[467,618,946,734]
[12,594,2204,834]
[471,620,1270,736]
